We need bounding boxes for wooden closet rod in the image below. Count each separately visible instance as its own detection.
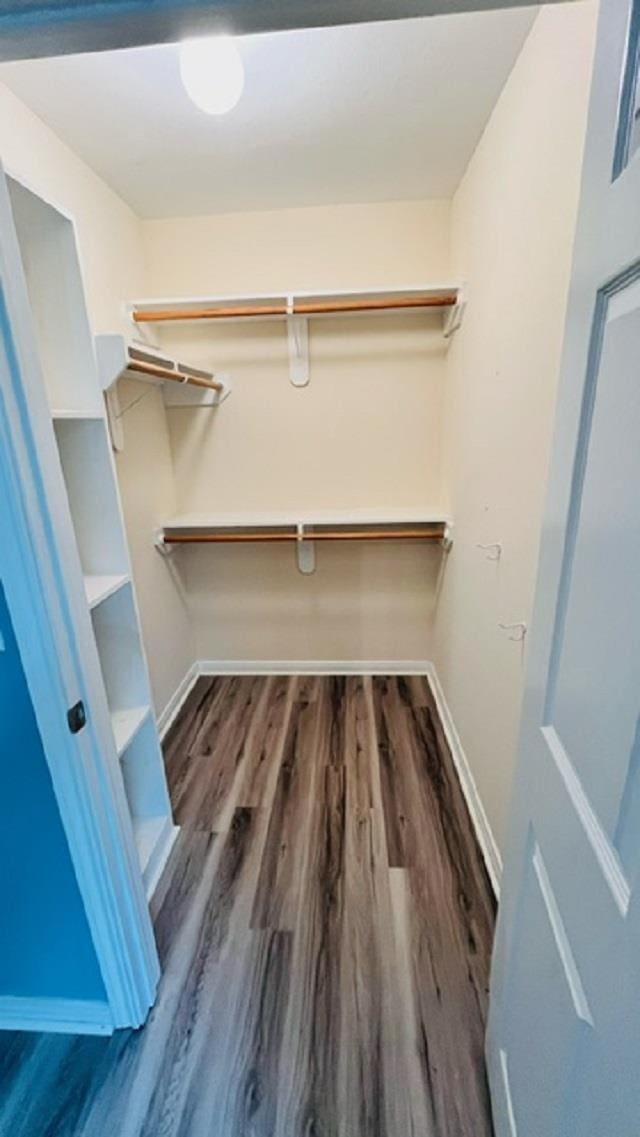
[134,294,457,324]
[163,527,446,544]
[128,357,223,392]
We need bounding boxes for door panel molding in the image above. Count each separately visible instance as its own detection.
[542,725,630,916]
[532,843,593,1025]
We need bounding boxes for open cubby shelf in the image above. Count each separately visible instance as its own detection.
[53,418,128,576]
[120,719,176,889]
[84,573,130,611]
[8,177,102,417]
[112,706,151,758]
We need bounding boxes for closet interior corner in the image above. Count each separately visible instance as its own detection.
[0,1,595,1062]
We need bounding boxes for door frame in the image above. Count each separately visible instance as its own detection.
[0,0,547,62]
[0,168,159,1034]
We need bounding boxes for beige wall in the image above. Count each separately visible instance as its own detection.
[0,81,195,717]
[142,201,450,662]
[433,1,598,858]
[113,378,195,715]
[0,3,599,857]
[0,82,142,337]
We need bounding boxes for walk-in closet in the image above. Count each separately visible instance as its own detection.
[0,1,615,1135]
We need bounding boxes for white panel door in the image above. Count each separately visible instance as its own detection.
[487,3,640,1134]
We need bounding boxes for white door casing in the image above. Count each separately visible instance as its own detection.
[487,2,640,1134]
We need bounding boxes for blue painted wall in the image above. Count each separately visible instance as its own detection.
[0,581,106,1000]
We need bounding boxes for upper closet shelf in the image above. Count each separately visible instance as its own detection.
[129,285,464,388]
[130,283,465,328]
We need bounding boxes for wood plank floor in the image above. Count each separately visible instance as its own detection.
[0,674,496,1137]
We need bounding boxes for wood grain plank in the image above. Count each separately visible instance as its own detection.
[275,680,347,1136]
[339,677,392,1137]
[173,929,293,1137]
[385,683,494,1137]
[79,810,262,1137]
[163,676,234,819]
[163,678,224,787]
[170,676,265,831]
[250,682,320,931]
[371,676,416,867]
[135,808,268,1137]
[236,675,294,808]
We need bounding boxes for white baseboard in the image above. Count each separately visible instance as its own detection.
[198,659,435,676]
[0,996,114,1035]
[157,662,199,740]
[426,664,502,896]
[157,657,501,897]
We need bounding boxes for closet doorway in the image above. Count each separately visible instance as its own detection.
[0,3,622,1136]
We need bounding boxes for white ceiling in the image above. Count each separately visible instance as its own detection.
[0,8,537,219]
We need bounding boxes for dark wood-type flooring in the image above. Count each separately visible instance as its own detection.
[0,674,496,1137]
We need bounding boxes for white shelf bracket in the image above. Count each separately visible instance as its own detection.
[104,384,124,453]
[153,528,174,557]
[443,286,467,339]
[296,523,315,574]
[287,296,309,387]
[125,302,160,350]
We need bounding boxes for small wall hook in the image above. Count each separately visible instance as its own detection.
[499,621,527,642]
[477,542,502,561]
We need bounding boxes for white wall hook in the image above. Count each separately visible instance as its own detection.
[477,541,502,561]
[499,621,527,642]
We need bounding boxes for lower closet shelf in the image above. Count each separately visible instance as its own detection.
[111,705,150,757]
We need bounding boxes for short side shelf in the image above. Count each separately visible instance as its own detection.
[112,705,151,757]
[84,573,130,610]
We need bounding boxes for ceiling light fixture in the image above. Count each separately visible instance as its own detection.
[179,35,244,115]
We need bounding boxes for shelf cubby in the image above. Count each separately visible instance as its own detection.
[7,177,102,416]
[90,584,150,752]
[53,417,128,576]
[120,718,175,889]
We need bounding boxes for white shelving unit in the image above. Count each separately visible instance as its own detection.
[7,175,177,899]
